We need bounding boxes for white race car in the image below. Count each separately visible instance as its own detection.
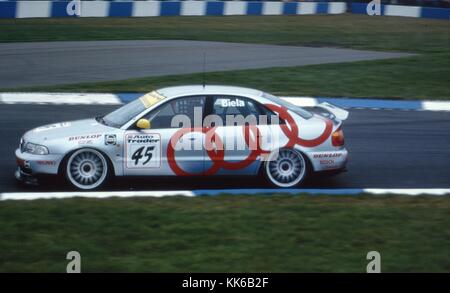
[16,85,348,190]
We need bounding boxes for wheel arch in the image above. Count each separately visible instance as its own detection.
[257,146,313,176]
[57,147,116,177]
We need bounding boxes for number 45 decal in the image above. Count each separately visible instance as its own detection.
[132,146,155,165]
[125,133,161,169]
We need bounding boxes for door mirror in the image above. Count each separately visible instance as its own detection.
[136,118,151,129]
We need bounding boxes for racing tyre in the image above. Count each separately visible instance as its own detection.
[65,148,110,190]
[264,148,308,188]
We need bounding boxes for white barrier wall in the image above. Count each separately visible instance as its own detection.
[132,1,159,17]
[0,1,448,20]
[0,1,348,18]
[223,1,247,16]
[16,1,51,18]
[384,5,421,17]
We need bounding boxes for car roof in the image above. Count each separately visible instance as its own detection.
[157,85,264,99]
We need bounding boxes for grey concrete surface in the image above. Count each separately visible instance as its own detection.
[0,40,414,88]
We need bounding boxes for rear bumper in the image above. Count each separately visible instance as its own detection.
[307,149,348,172]
[315,166,348,176]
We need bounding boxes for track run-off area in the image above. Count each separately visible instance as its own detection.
[0,40,413,89]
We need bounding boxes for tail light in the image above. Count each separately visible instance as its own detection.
[332,127,345,147]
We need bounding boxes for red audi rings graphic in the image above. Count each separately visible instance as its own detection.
[167,104,333,176]
[167,126,269,176]
[264,103,333,148]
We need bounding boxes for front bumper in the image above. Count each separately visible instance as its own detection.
[15,148,63,184]
[15,166,38,185]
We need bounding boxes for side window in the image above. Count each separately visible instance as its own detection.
[257,103,280,125]
[144,96,205,129]
[211,96,275,126]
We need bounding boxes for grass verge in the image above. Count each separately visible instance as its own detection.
[0,194,449,272]
[0,15,447,53]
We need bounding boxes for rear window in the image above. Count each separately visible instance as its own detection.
[262,92,313,119]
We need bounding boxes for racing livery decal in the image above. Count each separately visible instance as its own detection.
[166,104,334,176]
[265,104,333,148]
[125,133,161,169]
[33,122,71,133]
[166,125,269,176]
[68,134,102,145]
[104,134,117,145]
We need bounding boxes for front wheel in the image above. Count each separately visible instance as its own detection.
[264,148,308,188]
[65,148,109,190]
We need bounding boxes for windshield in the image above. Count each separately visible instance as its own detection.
[103,91,167,128]
[262,92,313,119]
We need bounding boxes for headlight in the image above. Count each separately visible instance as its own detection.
[24,142,49,155]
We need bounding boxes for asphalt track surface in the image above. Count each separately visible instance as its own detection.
[0,40,414,88]
[1,104,449,192]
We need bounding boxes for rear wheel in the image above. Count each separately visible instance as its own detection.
[65,148,109,190]
[265,148,308,188]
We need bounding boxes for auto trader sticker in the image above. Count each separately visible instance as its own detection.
[125,133,161,169]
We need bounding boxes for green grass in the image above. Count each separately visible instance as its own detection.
[2,15,449,99]
[0,15,448,53]
[0,195,449,272]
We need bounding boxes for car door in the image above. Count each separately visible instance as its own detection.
[123,95,206,176]
[205,95,274,175]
